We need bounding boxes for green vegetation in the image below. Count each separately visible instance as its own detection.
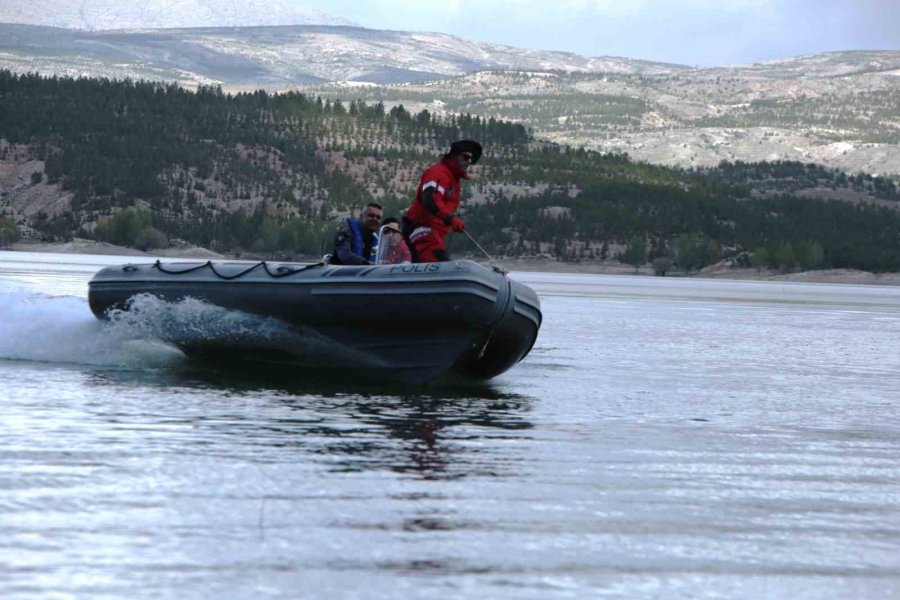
[698,160,900,201]
[432,93,648,133]
[2,71,900,272]
[95,207,168,251]
[309,72,653,136]
[0,216,20,247]
[620,235,648,272]
[694,89,900,144]
[310,69,900,145]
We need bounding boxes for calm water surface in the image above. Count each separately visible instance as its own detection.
[1,251,899,599]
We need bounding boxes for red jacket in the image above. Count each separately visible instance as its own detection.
[406,156,469,237]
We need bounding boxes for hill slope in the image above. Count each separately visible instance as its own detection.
[0,0,356,29]
[0,23,685,86]
[0,22,896,173]
[310,51,900,175]
[2,72,900,272]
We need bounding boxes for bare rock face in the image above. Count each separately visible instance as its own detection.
[0,143,73,236]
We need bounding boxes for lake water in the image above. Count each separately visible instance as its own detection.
[2,251,899,599]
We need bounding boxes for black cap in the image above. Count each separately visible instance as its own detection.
[448,140,483,164]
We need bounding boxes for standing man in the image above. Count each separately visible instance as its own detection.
[403,140,482,262]
[331,202,382,265]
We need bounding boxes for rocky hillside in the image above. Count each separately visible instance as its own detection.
[0,22,686,86]
[310,51,900,175]
[1,19,897,173]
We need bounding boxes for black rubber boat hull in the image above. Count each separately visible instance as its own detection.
[88,260,542,384]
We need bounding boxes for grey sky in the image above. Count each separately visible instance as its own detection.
[292,0,900,66]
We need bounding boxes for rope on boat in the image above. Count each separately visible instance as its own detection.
[463,230,508,275]
[152,260,325,280]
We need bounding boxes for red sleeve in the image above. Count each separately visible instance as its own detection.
[419,168,454,223]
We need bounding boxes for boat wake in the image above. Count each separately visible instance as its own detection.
[0,290,184,368]
[105,293,387,368]
[0,291,383,371]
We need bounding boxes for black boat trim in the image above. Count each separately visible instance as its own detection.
[515,294,542,313]
[514,305,543,328]
[90,275,501,293]
[311,287,498,302]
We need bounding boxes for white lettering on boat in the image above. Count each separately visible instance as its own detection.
[389,264,441,274]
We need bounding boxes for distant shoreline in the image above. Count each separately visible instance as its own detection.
[6,239,227,259]
[6,239,900,287]
[501,258,900,286]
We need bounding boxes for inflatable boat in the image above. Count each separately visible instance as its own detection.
[88,259,542,384]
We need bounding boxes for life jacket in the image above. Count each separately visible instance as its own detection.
[346,218,378,263]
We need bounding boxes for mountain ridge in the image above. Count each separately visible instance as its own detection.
[0,0,357,30]
[308,51,900,175]
[0,22,897,174]
[0,22,688,85]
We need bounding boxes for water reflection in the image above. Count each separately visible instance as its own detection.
[84,361,534,481]
[315,392,533,480]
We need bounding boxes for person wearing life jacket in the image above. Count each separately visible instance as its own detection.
[331,202,382,265]
[403,140,482,263]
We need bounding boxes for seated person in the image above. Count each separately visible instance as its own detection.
[331,202,382,265]
[376,217,412,265]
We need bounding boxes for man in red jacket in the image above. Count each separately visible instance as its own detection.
[403,140,482,262]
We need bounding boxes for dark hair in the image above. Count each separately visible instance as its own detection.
[382,216,399,226]
[363,202,383,212]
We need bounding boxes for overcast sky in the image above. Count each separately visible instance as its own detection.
[294,0,900,66]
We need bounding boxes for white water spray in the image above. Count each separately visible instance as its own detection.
[0,291,383,369]
[0,291,184,367]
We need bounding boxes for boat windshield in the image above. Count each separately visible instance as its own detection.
[375,224,412,265]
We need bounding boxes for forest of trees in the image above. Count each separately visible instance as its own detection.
[698,160,900,201]
[2,70,900,272]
